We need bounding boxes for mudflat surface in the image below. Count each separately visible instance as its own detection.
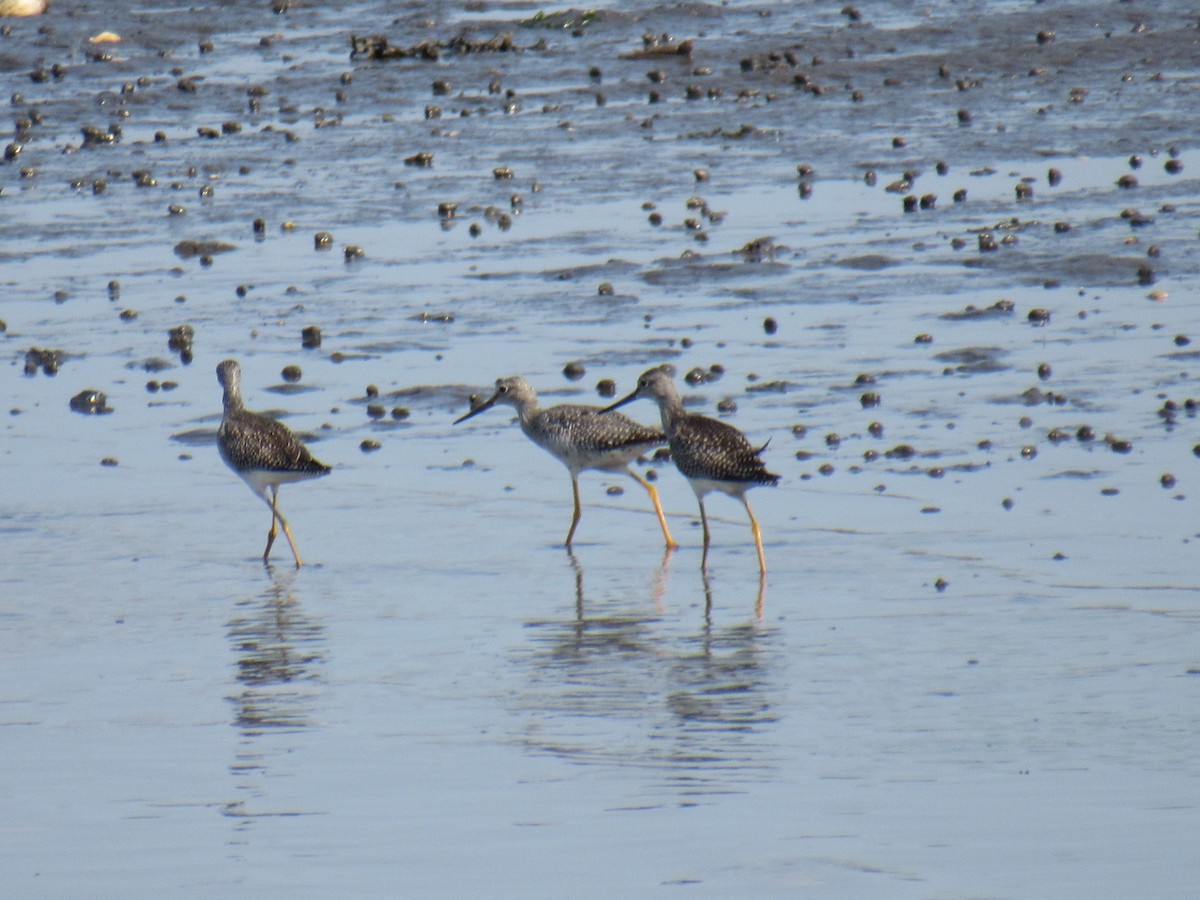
[2,1,1199,897]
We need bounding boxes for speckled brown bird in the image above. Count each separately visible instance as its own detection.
[604,364,778,572]
[454,375,676,549]
[216,359,331,568]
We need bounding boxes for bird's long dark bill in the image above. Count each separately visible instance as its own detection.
[599,390,638,414]
[453,391,500,424]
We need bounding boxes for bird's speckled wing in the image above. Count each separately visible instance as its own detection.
[670,414,778,485]
[218,409,330,475]
[528,404,664,460]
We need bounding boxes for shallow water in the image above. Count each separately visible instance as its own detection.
[3,1,1200,897]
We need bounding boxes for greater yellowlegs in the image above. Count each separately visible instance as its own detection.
[216,359,331,568]
[454,375,677,549]
[603,364,778,572]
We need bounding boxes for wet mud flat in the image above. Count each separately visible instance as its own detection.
[3,1,1200,898]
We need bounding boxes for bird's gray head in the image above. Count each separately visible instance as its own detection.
[600,364,677,413]
[453,375,534,424]
[216,359,241,389]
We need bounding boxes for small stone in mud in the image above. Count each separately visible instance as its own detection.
[1077,426,1095,442]
[954,188,967,203]
[902,195,918,213]
[1001,497,1014,510]
[1047,167,1062,186]
[919,194,936,209]
[167,324,194,354]
[1161,473,1177,489]
[562,361,585,381]
[365,384,379,398]
[763,317,777,335]
[314,231,334,250]
[978,232,997,251]
[25,347,64,376]
[1116,174,1138,189]
[1027,308,1051,325]
[891,136,906,148]
[301,325,322,348]
[1175,335,1190,347]
[860,391,881,408]
[914,333,933,343]
[1015,182,1033,201]
[1037,363,1052,380]
[934,577,948,592]
[468,223,482,237]
[596,379,616,398]
[1164,159,1183,175]
[101,457,119,467]
[1054,221,1071,233]
[367,404,386,419]
[1099,487,1119,497]
[1108,438,1133,454]
[431,79,451,95]
[344,244,365,261]
[1036,30,1055,44]
[391,407,409,420]
[1020,445,1037,459]
[70,390,111,414]
[597,282,614,296]
[438,201,457,218]
[492,166,513,180]
[694,168,709,182]
[1137,266,1156,286]
[281,365,302,383]
[360,439,381,453]
[119,309,137,321]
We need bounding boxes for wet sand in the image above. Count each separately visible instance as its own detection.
[3,1,1199,897]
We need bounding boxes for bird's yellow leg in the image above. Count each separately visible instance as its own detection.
[564,475,583,546]
[266,489,303,568]
[698,497,711,571]
[263,488,279,562]
[744,497,767,574]
[627,470,678,549]
[278,515,304,569]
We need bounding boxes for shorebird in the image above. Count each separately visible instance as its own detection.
[216,359,331,568]
[454,375,677,549]
[603,364,778,572]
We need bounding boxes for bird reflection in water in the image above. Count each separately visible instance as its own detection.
[223,568,325,822]
[701,567,767,623]
[514,552,780,792]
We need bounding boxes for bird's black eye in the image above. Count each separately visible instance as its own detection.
[638,379,647,388]
[498,384,508,393]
